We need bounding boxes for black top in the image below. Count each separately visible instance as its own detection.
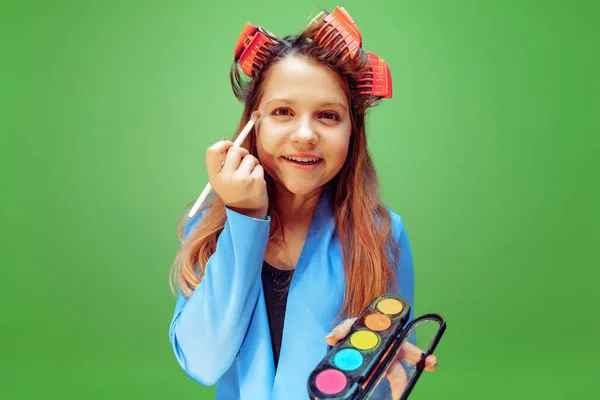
[261,261,294,369]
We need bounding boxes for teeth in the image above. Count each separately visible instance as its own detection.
[284,156,321,163]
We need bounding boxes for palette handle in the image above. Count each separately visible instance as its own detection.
[398,314,446,400]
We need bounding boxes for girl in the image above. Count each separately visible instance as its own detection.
[169,7,438,400]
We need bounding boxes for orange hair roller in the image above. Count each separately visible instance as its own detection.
[234,23,277,77]
[356,51,393,98]
[310,6,362,64]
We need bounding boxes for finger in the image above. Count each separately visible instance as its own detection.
[206,140,234,177]
[237,154,260,176]
[250,163,264,180]
[386,361,408,400]
[325,317,357,346]
[397,341,438,372]
[222,147,249,173]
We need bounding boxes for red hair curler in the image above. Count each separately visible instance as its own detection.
[234,23,277,77]
[356,51,392,98]
[310,6,362,64]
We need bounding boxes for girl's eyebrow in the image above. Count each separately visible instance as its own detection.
[266,98,347,112]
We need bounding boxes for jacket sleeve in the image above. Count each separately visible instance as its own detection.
[389,210,417,346]
[169,207,271,385]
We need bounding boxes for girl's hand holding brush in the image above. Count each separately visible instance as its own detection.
[205,139,268,219]
[187,112,266,219]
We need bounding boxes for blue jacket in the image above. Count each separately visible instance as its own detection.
[169,189,415,399]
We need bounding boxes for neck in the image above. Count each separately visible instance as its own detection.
[272,185,324,230]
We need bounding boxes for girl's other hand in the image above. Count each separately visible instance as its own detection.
[325,318,438,400]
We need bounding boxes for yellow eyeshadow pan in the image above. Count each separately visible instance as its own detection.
[349,330,379,350]
[376,298,403,315]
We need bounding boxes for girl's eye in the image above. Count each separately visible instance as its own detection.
[321,111,340,121]
[273,108,293,117]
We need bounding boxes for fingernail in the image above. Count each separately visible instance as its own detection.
[325,332,336,339]
[431,360,438,369]
[222,137,227,141]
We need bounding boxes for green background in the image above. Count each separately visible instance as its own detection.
[1,0,597,399]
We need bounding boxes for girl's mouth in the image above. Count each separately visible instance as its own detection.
[281,155,324,167]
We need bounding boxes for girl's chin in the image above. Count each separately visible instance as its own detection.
[274,180,326,196]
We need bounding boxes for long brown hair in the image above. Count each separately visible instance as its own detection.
[170,20,399,320]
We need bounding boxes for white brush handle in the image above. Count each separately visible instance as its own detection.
[233,118,256,147]
[188,182,213,218]
[188,117,257,218]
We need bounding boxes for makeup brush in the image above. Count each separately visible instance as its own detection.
[188,111,261,218]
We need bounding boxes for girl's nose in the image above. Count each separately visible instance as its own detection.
[291,117,318,144]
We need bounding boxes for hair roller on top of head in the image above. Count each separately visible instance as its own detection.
[234,23,277,77]
[309,6,362,64]
[357,51,393,98]
[231,7,392,104]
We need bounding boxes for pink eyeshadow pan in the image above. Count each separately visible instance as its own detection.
[315,369,347,395]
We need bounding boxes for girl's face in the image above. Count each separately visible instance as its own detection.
[256,56,352,196]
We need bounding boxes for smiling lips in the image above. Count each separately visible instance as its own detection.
[282,154,323,165]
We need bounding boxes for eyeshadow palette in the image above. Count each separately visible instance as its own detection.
[307,294,445,400]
